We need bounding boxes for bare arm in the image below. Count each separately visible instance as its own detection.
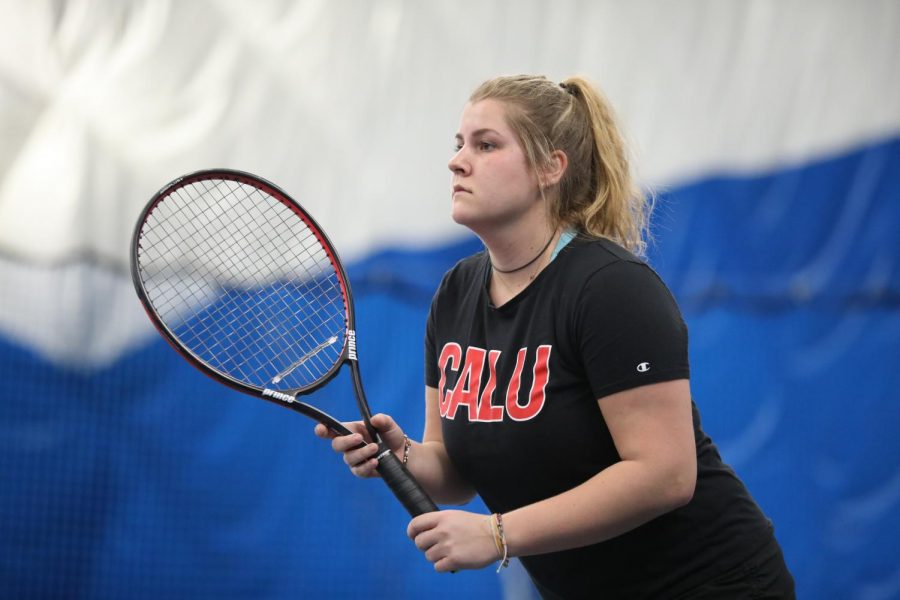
[407,379,697,571]
[502,379,697,556]
[314,386,475,506]
[412,386,477,505]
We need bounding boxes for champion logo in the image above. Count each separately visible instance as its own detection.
[636,362,651,373]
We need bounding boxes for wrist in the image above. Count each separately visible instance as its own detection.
[489,513,510,571]
[486,515,502,557]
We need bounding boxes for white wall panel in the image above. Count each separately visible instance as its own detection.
[1,0,898,366]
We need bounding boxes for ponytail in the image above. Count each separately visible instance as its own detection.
[470,75,651,256]
[559,77,650,256]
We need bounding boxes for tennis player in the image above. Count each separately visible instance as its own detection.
[317,74,794,599]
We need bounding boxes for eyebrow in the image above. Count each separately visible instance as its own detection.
[455,128,502,141]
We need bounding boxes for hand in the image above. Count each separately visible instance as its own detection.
[313,413,406,479]
[407,510,500,572]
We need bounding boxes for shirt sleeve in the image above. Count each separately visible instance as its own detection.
[424,291,440,388]
[575,259,690,400]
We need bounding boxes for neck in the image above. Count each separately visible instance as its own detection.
[490,232,555,274]
[484,222,561,286]
[476,206,556,266]
[485,226,560,308]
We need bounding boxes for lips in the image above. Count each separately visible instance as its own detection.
[452,184,471,194]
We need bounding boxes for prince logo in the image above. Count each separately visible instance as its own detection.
[347,329,358,361]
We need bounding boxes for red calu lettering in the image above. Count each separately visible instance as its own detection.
[476,350,504,422]
[505,345,550,421]
[437,343,462,417]
[444,346,486,420]
[437,343,552,422]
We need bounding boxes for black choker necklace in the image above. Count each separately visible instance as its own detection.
[491,234,555,274]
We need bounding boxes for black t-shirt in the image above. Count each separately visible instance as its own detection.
[425,237,775,599]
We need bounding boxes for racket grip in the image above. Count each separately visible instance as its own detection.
[376,446,439,517]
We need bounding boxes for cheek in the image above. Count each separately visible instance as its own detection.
[481,158,525,192]
[494,155,535,188]
[493,166,536,201]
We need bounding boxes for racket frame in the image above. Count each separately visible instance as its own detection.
[132,170,374,428]
[131,169,439,517]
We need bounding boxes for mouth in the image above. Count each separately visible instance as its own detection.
[452,185,471,195]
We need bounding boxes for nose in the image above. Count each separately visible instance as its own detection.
[448,147,469,176]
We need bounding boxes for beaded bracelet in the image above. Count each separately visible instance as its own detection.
[489,515,503,556]
[490,513,510,572]
[401,435,411,465]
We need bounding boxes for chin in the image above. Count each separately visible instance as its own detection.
[451,206,485,230]
[451,213,495,239]
[450,201,474,227]
[451,198,510,234]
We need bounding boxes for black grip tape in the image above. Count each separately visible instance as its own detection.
[376,445,439,517]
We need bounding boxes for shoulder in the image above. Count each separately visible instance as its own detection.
[436,250,487,294]
[559,236,644,269]
[554,238,683,330]
[429,250,488,312]
[561,237,664,291]
[448,249,489,278]
[564,239,690,398]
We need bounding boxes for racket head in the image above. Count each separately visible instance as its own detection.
[131,169,355,399]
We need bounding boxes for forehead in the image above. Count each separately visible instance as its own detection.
[456,99,514,137]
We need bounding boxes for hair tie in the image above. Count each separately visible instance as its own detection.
[559,82,574,94]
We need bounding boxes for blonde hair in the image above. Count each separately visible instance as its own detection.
[469,74,651,256]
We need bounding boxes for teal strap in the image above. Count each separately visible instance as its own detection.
[550,228,577,262]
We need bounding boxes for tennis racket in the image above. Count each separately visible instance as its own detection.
[131,168,439,517]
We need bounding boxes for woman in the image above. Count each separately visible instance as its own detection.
[315,75,794,599]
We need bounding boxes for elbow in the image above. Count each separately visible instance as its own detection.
[666,462,697,510]
[670,476,696,509]
[647,452,696,511]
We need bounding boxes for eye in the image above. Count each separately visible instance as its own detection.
[478,141,496,151]
[453,143,463,152]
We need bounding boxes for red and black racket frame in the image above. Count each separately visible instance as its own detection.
[131,169,439,517]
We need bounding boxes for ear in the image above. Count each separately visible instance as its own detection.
[540,150,568,189]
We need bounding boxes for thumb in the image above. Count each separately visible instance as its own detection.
[370,413,406,452]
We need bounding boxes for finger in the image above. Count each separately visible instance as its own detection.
[370,413,408,454]
[350,458,380,478]
[407,512,440,539]
[314,423,335,439]
[317,421,367,441]
[370,413,403,440]
[342,442,380,467]
[425,544,445,564]
[412,529,441,552]
[329,421,370,441]
[341,421,372,439]
[433,557,456,573]
[370,413,398,433]
[332,433,366,453]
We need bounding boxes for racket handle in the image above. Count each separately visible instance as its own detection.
[375,445,439,516]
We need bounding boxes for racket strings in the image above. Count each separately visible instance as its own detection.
[155,186,340,386]
[193,180,346,384]
[137,177,348,390]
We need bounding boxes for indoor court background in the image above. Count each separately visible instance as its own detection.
[1,1,899,598]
